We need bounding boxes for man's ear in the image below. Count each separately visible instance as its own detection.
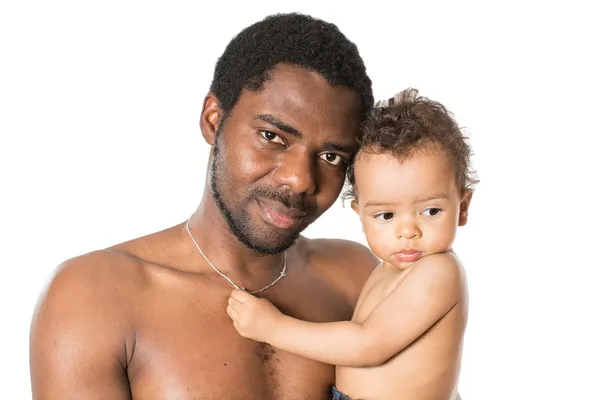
[458,189,473,226]
[200,94,224,146]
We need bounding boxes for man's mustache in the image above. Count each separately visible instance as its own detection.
[250,186,314,212]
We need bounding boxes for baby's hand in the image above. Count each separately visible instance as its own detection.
[227,289,282,342]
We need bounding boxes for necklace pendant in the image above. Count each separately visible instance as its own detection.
[185,219,286,295]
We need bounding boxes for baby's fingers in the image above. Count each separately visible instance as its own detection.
[226,304,238,320]
[231,289,254,302]
[228,294,244,310]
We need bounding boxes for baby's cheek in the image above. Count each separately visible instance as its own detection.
[427,223,457,252]
[364,226,396,260]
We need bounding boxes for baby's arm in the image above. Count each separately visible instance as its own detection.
[227,253,463,367]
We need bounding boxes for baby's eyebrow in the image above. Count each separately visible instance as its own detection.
[364,195,450,208]
[364,201,395,208]
[417,194,449,202]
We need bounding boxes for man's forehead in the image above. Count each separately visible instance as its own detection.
[248,65,359,112]
[234,64,362,141]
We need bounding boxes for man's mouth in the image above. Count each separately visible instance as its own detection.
[255,197,307,230]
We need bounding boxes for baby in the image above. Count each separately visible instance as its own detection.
[227,88,478,400]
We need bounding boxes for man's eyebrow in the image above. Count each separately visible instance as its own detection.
[255,114,301,138]
[255,114,356,153]
[323,142,357,154]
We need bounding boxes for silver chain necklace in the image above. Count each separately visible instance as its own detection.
[185,219,287,294]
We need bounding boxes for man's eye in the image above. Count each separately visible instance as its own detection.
[319,153,344,166]
[375,212,394,221]
[422,208,441,217]
[260,131,284,145]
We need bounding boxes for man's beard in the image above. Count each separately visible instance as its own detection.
[209,135,308,255]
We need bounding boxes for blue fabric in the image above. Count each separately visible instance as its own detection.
[331,385,353,400]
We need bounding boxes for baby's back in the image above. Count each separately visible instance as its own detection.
[336,253,468,400]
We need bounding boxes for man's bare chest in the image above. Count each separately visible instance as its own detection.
[124,278,349,399]
[128,325,332,399]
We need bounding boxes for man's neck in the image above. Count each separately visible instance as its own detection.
[186,193,288,285]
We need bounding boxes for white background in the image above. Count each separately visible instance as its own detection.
[1,1,599,398]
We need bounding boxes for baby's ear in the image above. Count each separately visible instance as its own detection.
[350,200,366,233]
[350,200,359,215]
[459,189,473,226]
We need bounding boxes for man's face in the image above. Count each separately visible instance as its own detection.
[209,64,362,254]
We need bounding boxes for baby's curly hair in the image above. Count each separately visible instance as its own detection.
[344,88,479,201]
[210,13,373,120]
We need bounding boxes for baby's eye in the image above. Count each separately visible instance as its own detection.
[375,212,394,221]
[260,130,285,145]
[319,153,344,166]
[422,208,441,217]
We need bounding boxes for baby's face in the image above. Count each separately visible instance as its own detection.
[352,148,471,269]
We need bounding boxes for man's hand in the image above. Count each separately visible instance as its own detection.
[227,289,283,343]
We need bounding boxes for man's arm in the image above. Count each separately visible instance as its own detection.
[229,253,463,368]
[30,255,133,399]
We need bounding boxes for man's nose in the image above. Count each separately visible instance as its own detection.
[272,150,317,196]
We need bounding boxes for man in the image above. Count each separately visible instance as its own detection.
[30,13,379,399]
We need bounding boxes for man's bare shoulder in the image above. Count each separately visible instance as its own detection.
[296,237,380,303]
[32,222,205,333]
[43,222,187,294]
[55,247,148,286]
[300,237,380,270]
[29,249,147,390]
[33,249,148,331]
